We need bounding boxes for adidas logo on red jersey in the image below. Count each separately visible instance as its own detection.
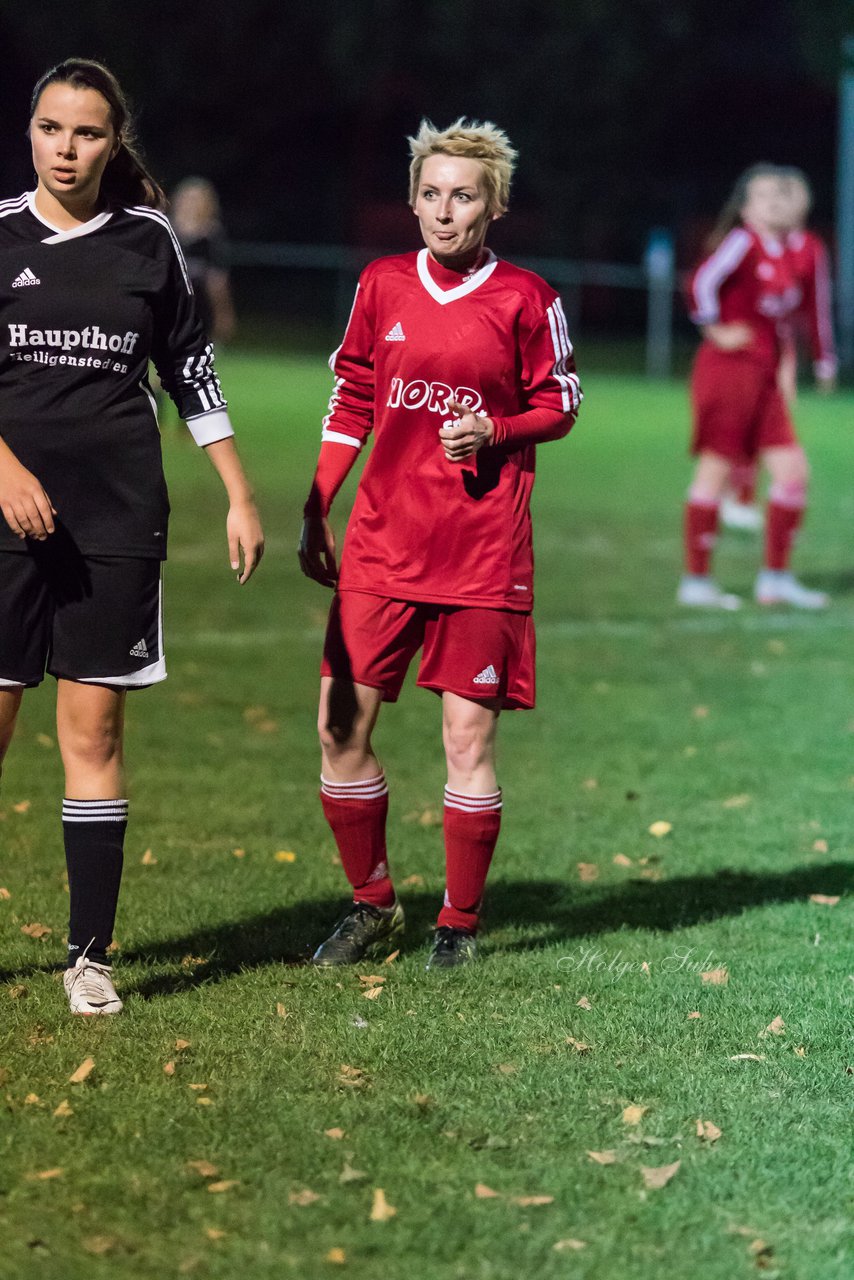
[384,322,406,341]
[12,267,40,288]
[472,664,499,685]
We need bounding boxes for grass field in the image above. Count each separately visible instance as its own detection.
[1,350,852,1280]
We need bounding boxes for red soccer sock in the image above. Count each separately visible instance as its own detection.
[319,774,395,907]
[765,485,805,571]
[438,786,502,933]
[684,498,719,575]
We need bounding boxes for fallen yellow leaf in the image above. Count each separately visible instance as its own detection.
[701,967,728,985]
[809,894,840,906]
[648,821,672,838]
[793,1046,806,1058]
[760,1016,785,1038]
[339,1162,367,1184]
[175,1039,191,1051]
[326,1248,346,1264]
[186,1160,219,1178]
[687,1011,702,1020]
[812,839,829,853]
[400,873,425,886]
[324,1127,345,1140]
[696,1119,722,1142]
[553,1239,587,1251]
[163,1061,176,1076]
[207,1180,239,1194]
[475,1183,502,1199]
[613,854,633,867]
[640,1160,680,1189]
[196,1096,213,1106]
[27,1168,63,1181]
[511,1194,554,1206]
[581,777,598,790]
[370,1188,397,1221]
[36,733,54,748]
[0,886,11,899]
[204,1229,227,1242]
[232,848,246,859]
[586,1150,618,1165]
[81,1236,116,1255]
[276,1003,288,1018]
[565,1037,590,1053]
[362,986,383,1001]
[274,850,296,862]
[722,794,751,809]
[577,862,599,882]
[384,949,400,964]
[729,1053,765,1062]
[69,1057,95,1084]
[52,1099,73,1118]
[576,996,593,1010]
[21,922,52,939]
[289,1188,321,1206]
[622,1105,648,1126]
[24,1093,41,1106]
[188,1083,208,1091]
[141,848,157,865]
[12,800,31,813]
[337,1064,370,1089]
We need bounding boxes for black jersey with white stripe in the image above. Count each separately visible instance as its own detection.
[0,191,230,558]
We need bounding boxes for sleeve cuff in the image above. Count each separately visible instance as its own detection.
[185,409,235,446]
[321,428,362,448]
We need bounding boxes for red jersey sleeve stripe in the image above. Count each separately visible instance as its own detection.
[690,228,752,325]
[546,300,580,413]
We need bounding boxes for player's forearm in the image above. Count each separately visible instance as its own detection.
[304,440,361,517]
[490,406,575,448]
[203,436,257,506]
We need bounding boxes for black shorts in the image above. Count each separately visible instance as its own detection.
[0,539,165,690]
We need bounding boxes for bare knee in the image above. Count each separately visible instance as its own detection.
[443,718,493,778]
[318,679,380,772]
[59,714,123,773]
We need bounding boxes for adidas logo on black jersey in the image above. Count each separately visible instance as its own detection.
[12,267,40,288]
[129,638,149,659]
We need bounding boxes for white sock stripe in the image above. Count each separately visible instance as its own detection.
[320,773,388,800]
[62,799,129,822]
[444,786,503,813]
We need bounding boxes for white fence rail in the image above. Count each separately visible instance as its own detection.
[225,231,678,377]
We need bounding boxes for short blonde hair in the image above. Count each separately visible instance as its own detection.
[408,117,517,216]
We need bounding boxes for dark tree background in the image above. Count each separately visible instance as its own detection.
[0,0,849,265]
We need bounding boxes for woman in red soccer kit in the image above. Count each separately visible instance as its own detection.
[678,164,828,610]
[0,61,263,1015]
[299,119,582,968]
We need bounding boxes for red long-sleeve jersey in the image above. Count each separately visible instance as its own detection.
[313,248,581,612]
[688,225,802,367]
[786,229,837,380]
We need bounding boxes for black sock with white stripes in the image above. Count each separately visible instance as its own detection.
[62,798,128,968]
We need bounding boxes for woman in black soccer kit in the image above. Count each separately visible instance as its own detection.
[0,60,264,1014]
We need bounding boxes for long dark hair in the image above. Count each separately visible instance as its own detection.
[706,163,780,252]
[30,59,165,210]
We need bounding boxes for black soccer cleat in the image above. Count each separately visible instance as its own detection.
[425,926,477,970]
[311,899,404,967]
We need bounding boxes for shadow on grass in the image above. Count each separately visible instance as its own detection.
[2,862,849,995]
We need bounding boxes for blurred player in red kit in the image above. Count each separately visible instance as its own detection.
[721,165,838,532]
[299,119,582,968]
[678,164,827,610]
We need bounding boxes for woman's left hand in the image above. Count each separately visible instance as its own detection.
[439,399,494,463]
[227,498,265,583]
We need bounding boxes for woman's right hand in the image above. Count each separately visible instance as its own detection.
[298,515,338,587]
[0,447,56,540]
[703,322,753,352]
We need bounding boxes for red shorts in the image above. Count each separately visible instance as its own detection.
[690,344,797,461]
[321,591,536,710]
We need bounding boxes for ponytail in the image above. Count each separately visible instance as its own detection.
[706,162,780,253]
[30,58,165,210]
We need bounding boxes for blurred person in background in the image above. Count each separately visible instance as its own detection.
[299,118,582,970]
[720,166,837,533]
[0,59,263,1016]
[678,164,827,611]
[171,176,236,346]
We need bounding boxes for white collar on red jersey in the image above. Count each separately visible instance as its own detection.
[27,190,113,243]
[417,247,499,305]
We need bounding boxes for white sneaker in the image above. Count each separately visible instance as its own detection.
[721,497,763,532]
[755,570,829,609]
[677,575,742,610]
[63,956,123,1015]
